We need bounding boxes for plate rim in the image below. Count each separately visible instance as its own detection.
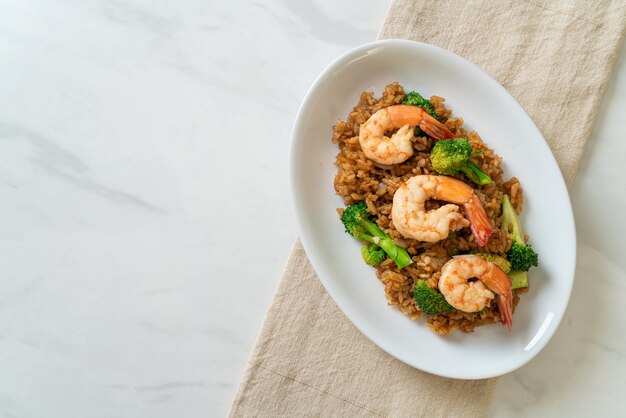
[288,39,577,379]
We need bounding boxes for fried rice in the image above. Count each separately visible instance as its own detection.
[332,82,527,334]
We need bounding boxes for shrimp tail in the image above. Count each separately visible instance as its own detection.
[464,196,492,246]
[418,115,453,140]
[496,292,513,331]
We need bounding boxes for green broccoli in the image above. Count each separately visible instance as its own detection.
[509,270,529,290]
[430,139,492,185]
[401,91,440,121]
[478,254,511,273]
[413,279,455,315]
[501,195,539,271]
[341,201,412,269]
[361,244,386,266]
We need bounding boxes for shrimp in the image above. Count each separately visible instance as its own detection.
[438,255,513,330]
[391,175,492,246]
[359,104,454,165]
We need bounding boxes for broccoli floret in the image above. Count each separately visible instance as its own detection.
[501,195,539,271]
[361,244,386,266]
[509,270,529,289]
[508,243,539,272]
[430,139,492,185]
[341,201,412,269]
[401,91,440,121]
[478,254,511,273]
[413,280,455,315]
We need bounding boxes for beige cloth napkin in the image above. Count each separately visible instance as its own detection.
[230,1,626,417]
[379,0,626,186]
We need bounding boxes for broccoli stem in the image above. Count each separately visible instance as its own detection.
[361,219,387,239]
[363,219,412,267]
[509,270,529,289]
[359,235,378,245]
[460,162,492,185]
[378,239,413,269]
[359,219,412,268]
[501,195,538,271]
[501,195,523,244]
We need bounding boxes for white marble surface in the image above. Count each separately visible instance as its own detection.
[0,1,624,417]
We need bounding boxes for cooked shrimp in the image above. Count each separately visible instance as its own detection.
[359,104,454,164]
[391,175,492,246]
[438,255,513,330]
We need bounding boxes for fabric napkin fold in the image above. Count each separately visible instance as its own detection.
[230,1,626,416]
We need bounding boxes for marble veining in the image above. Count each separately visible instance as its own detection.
[0,0,624,417]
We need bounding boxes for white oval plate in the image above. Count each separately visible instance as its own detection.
[289,40,576,379]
